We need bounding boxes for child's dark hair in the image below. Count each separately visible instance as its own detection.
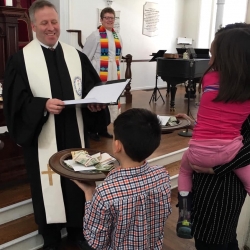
[113,108,161,162]
[211,28,250,102]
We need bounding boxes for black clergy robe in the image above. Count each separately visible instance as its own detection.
[3,43,106,234]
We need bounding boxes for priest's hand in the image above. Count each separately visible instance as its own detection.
[46,98,65,114]
[88,104,106,112]
[189,162,215,174]
[72,180,96,201]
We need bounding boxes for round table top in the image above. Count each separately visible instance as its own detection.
[161,117,191,133]
[49,148,117,182]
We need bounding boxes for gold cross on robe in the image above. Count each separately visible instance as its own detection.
[41,165,57,186]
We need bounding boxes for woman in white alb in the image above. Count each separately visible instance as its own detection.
[83,7,123,127]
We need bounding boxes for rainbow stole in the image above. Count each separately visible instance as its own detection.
[99,25,121,82]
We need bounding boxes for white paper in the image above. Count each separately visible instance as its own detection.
[63,79,130,105]
[64,160,96,171]
[157,115,171,126]
[99,153,116,164]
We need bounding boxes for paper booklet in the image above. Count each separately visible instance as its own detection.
[63,79,130,106]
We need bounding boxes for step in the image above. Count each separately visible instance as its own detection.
[0,182,33,225]
[148,147,186,189]
[0,214,38,246]
[0,212,68,250]
[0,230,42,250]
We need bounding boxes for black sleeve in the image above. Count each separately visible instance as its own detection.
[214,115,250,176]
[77,50,110,133]
[3,52,49,147]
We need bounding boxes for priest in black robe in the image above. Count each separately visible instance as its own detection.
[3,1,105,249]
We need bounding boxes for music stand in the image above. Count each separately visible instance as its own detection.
[149,50,166,104]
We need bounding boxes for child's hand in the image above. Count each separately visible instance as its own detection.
[175,113,196,129]
[72,180,96,201]
[189,163,214,174]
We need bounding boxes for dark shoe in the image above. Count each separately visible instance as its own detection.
[99,131,113,138]
[176,192,193,239]
[71,239,94,250]
[88,132,100,141]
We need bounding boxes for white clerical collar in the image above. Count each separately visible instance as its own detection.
[39,40,59,50]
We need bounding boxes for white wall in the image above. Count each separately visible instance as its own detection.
[247,0,250,23]
[181,0,202,48]
[197,0,215,48]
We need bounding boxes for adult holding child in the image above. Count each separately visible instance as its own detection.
[176,22,250,250]
[82,7,122,140]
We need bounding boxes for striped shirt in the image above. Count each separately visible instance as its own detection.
[83,162,172,249]
[192,116,250,244]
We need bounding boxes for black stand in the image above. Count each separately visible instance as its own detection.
[149,72,165,104]
[149,50,166,104]
[178,79,193,137]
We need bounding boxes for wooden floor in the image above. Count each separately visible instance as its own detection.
[0,85,200,249]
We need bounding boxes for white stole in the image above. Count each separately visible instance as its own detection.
[23,39,85,223]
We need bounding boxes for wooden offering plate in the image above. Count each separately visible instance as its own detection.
[49,148,118,182]
[161,117,191,133]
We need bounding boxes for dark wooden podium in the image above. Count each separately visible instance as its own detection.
[0,5,32,187]
[0,5,32,82]
[0,103,28,188]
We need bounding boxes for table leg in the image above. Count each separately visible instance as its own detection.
[166,82,170,97]
[170,85,177,111]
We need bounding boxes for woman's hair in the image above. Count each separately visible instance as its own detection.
[210,28,250,102]
[29,0,57,23]
[216,22,250,34]
[100,7,115,19]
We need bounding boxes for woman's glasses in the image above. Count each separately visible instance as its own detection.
[103,16,115,21]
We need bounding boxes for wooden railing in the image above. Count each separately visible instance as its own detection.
[67,29,84,49]
[121,55,132,103]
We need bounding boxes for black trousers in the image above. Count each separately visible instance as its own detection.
[41,225,85,248]
[195,237,239,250]
[82,107,110,133]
